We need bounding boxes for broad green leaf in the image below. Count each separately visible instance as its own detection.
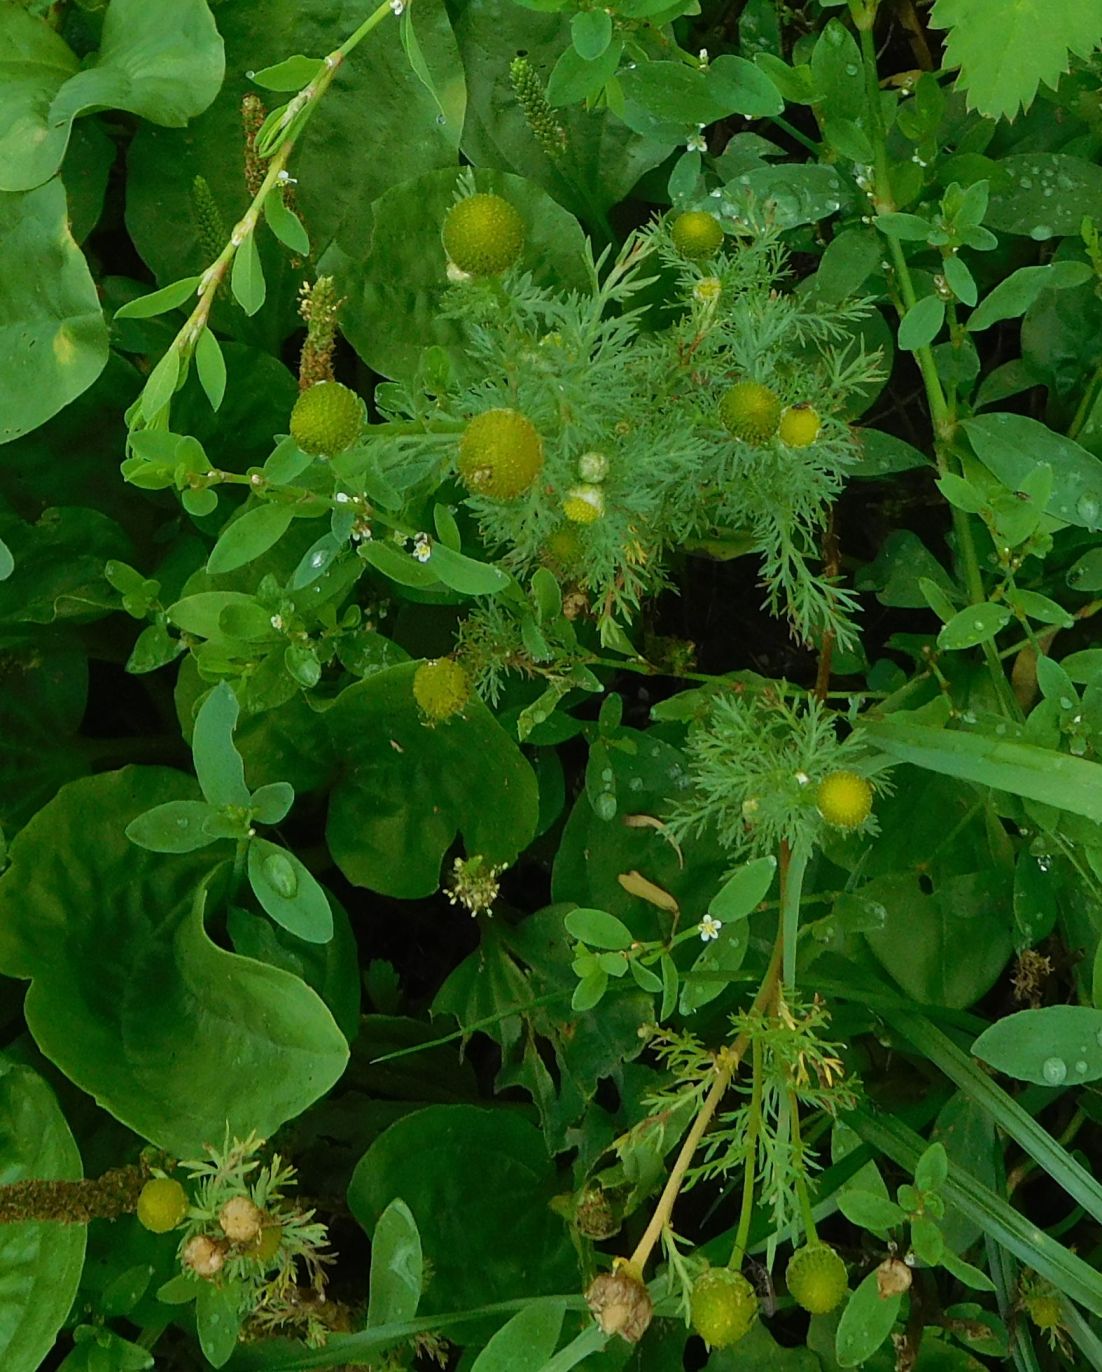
[195,1281,243,1368]
[207,503,295,575]
[0,1057,85,1372]
[0,0,224,194]
[937,602,1013,650]
[367,1199,423,1328]
[835,1270,901,1367]
[264,188,310,255]
[563,907,633,950]
[250,781,295,825]
[425,543,510,596]
[709,855,777,921]
[0,641,90,833]
[230,231,266,316]
[471,1302,565,1371]
[348,1106,576,1313]
[986,153,1102,238]
[0,769,348,1154]
[898,295,945,351]
[192,680,250,808]
[930,0,1102,120]
[114,276,200,321]
[138,348,181,424]
[837,1190,905,1232]
[680,920,750,1014]
[453,0,668,221]
[0,180,109,443]
[194,328,227,410]
[326,167,590,383]
[972,1006,1102,1086]
[968,262,1092,332]
[963,413,1102,529]
[125,799,219,853]
[326,663,539,897]
[247,837,335,944]
[866,715,1102,822]
[360,539,442,589]
[571,9,612,60]
[704,54,785,117]
[249,54,324,91]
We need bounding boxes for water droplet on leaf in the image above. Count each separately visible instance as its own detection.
[1042,1056,1067,1084]
[262,851,299,899]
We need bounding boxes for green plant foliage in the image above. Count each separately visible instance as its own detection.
[0,1058,85,1372]
[0,0,224,193]
[0,180,110,442]
[326,662,539,896]
[348,1106,577,1310]
[0,769,348,1154]
[13,1,1102,1368]
[931,0,1102,120]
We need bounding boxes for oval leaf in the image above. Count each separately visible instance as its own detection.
[972,1005,1102,1087]
[207,504,295,576]
[367,1199,423,1327]
[835,1270,902,1368]
[247,837,335,944]
[563,907,634,950]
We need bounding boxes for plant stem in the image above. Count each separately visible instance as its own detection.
[628,930,784,1274]
[143,0,395,427]
[789,1095,818,1243]
[730,1035,763,1266]
[781,839,810,990]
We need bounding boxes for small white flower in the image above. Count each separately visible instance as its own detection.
[270,614,284,630]
[795,770,811,786]
[698,48,710,69]
[412,532,433,563]
[389,0,405,12]
[686,126,707,153]
[335,491,351,503]
[699,915,722,942]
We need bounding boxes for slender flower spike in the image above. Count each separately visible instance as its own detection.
[699,915,722,941]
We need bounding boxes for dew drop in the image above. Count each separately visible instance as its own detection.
[176,816,190,828]
[1042,1056,1067,1085]
[594,793,617,821]
[1060,696,1074,709]
[310,550,328,569]
[1095,1027,1102,1047]
[262,851,299,899]
[1076,1060,1089,1074]
[1030,225,1052,241]
[1057,173,1074,190]
[1077,494,1101,528]
[844,63,859,76]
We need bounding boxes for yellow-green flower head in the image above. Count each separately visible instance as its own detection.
[816,770,873,828]
[413,658,471,721]
[290,380,364,456]
[719,380,782,443]
[786,1244,849,1315]
[671,210,725,259]
[563,484,605,524]
[458,408,543,500]
[779,404,822,448]
[443,193,525,276]
[690,1267,758,1348]
[137,1177,188,1234]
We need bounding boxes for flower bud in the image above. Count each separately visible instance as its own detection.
[182,1234,226,1279]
